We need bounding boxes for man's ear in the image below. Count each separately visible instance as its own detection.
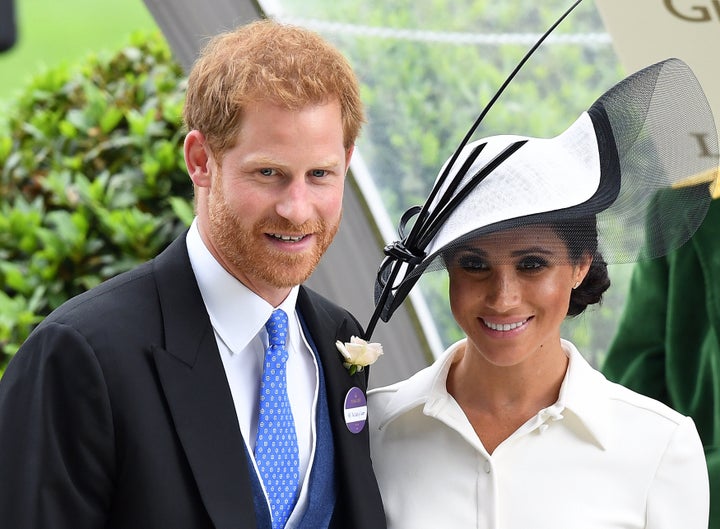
[184,130,213,188]
[344,144,355,173]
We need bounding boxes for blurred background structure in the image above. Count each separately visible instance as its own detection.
[0,0,16,53]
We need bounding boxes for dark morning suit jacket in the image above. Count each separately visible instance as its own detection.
[0,232,387,529]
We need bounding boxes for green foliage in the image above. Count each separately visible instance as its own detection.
[0,31,192,371]
[0,0,159,102]
[331,1,621,219]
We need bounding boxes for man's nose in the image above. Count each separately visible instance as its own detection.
[275,178,312,226]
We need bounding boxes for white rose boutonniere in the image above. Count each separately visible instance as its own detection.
[335,336,383,375]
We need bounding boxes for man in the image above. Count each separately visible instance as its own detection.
[0,20,386,529]
[603,196,720,528]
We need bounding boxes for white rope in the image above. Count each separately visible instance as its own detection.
[273,16,612,46]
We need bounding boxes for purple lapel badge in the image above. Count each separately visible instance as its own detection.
[343,386,367,433]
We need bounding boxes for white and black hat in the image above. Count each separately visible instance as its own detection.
[366,42,718,338]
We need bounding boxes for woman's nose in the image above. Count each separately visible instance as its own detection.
[484,270,521,311]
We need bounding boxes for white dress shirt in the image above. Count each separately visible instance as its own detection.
[368,339,709,529]
[186,219,318,527]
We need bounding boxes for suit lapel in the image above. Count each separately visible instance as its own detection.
[150,235,258,529]
[297,287,386,528]
[296,286,367,417]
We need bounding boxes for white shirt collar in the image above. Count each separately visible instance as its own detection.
[372,338,612,449]
[185,219,300,354]
[555,339,612,449]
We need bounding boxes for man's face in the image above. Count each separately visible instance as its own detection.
[192,99,352,305]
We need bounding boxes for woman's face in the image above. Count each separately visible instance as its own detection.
[447,225,590,368]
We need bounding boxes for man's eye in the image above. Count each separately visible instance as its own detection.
[310,169,327,178]
[259,168,276,176]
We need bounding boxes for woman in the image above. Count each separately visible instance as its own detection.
[366,58,717,529]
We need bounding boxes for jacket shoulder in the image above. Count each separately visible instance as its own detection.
[298,286,363,334]
[43,261,156,328]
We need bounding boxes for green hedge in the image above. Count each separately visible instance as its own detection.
[0,31,193,373]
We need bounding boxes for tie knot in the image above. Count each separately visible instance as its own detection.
[265,309,289,348]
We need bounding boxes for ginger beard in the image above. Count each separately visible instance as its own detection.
[206,176,341,289]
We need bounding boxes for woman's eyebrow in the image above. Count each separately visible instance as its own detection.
[510,246,554,257]
[455,246,487,257]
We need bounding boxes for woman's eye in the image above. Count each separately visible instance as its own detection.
[518,256,548,270]
[455,255,488,271]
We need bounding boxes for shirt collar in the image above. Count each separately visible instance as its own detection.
[374,338,612,449]
[186,219,300,354]
[555,339,612,449]
[373,340,465,430]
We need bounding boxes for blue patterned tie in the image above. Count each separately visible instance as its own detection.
[255,309,300,529]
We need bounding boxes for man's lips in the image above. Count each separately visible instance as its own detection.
[267,233,308,243]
